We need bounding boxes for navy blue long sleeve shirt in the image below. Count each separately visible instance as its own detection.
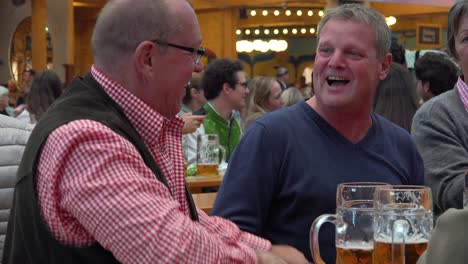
[212,101,424,263]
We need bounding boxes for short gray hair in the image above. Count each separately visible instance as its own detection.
[317,4,391,58]
[91,0,183,73]
[447,1,468,59]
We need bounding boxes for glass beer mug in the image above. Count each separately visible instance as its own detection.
[310,182,390,264]
[373,186,433,264]
[196,134,225,176]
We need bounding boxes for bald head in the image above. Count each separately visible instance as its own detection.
[91,0,186,74]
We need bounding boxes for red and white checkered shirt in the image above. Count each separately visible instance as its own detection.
[36,65,271,263]
[457,76,468,112]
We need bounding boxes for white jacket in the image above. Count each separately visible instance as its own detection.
[0,115,33,261]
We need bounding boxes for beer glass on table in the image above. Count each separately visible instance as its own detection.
[310,182,390,264]
[373,185,433,264]
[196,134,225,176]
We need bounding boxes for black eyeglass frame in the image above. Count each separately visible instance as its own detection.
[151,39,206,64]
[236,81,249,88]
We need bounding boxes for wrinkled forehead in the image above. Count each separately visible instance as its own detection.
[318,19,375,41]
[320,17,373,34]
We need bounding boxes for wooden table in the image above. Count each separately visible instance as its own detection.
[186,175,223,193]
[192,192,218,214]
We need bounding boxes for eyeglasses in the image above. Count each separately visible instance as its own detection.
[237,81,248,88]
[151,39,206,64]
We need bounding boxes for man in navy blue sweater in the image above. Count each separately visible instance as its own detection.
[211,4,424,264]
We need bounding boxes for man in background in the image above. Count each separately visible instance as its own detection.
[200,58,250,161]
[21,69,35,93]
[414,52,460,106]
[276,66,289,91]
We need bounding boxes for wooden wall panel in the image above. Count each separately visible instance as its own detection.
[73,20,94,76]
[197,8,238,60]
[31,0,47,71]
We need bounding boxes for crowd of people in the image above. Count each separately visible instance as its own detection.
[1,0,468,263]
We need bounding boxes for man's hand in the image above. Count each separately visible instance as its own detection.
[270,245,309,264]
[181,113,205,134]
[256,250,287,264]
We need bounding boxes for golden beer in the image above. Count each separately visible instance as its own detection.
[373,240,428,264]
[336,246,373,264]
[196,164,218,176]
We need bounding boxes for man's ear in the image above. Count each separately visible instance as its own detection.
[222,83,231,95]
[134,41,155,77]
[423,81,433,94]
[378,53,392,80]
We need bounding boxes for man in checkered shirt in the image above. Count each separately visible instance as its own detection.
[3,0,307,263]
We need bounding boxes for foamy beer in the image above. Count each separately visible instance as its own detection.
[310,182,390,264]
[373,186,433,264]
[196,134,225,176]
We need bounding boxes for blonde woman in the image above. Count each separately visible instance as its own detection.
[244,76,283,130]
[281,87,304,107]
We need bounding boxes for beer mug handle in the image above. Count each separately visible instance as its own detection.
[218,145,226,164]
[391,219,410,264]
[310,214,336,264]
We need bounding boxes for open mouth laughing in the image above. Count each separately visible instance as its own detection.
[326,76,350,86]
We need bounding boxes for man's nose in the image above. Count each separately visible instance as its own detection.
[328,51,345,69]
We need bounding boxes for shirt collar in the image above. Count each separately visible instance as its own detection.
[91,65,183,146]
[456,76,468,112]
[206,102,233,122]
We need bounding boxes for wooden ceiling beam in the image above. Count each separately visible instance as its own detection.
[370,2,449,16]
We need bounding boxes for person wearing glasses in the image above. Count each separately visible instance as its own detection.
[212,4,424,263]
[197,58,250,162]
[3,0,307,263]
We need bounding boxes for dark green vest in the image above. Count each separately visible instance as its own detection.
[3,72,198,264]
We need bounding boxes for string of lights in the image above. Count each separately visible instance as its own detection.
[237,25,317,38]
[242,7,325,18]
[236,6,397,53]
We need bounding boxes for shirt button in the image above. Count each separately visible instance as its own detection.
[160,147,165,152]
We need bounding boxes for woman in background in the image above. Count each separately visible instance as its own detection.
[179,72,207,134]
[243,77,283,130]
[26,70,62,124]
[281,87,304,107]
[373,63,419,132]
